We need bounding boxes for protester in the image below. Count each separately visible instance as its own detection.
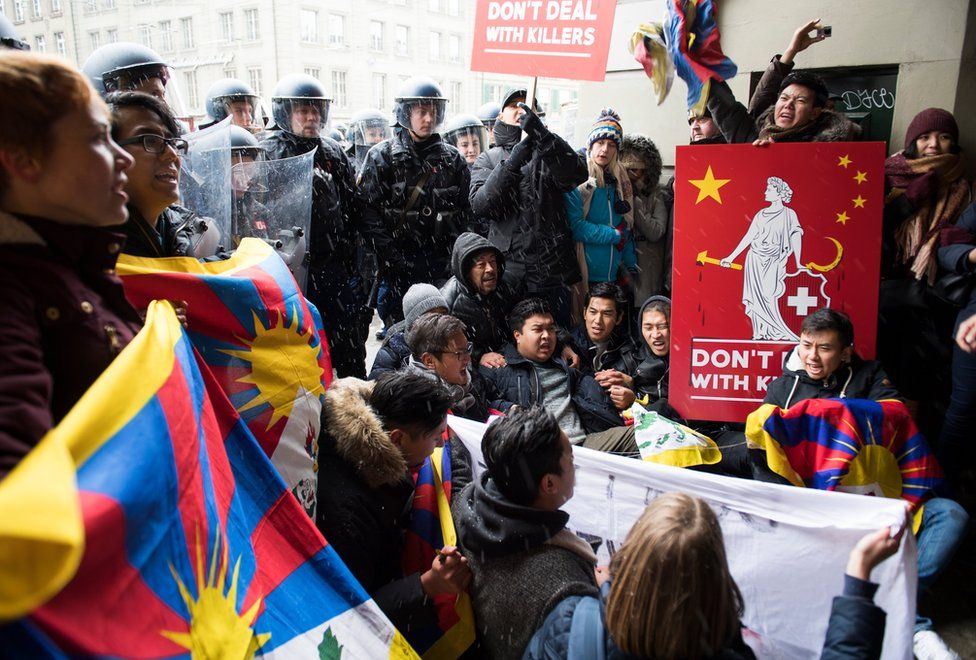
[0,53,141,478]
[479,298,638,454]
[763,308,969,659]
[706,19,858,144]
[688,108,727,145]
[369,283,448,379]
[879,108,971,437]
[315,371,469,646]
[619,134,669,304]
[470,88,587,328]
[633,295,678,414]
[262,74,365,378]
[525,492,905,660]
[566,108,637,303]
[359,77,471,328]
[453,407,599,659]
[106,92,199,258]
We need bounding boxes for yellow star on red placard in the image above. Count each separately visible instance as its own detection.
[852,195,866,209]
[853,171,867,184]
[836,211,850,225]
[838,155,852,168]
[688,166,731,204]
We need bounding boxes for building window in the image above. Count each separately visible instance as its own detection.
[247,67,263,96]
[183,70,198,110]
[427,0,440,12]
[328,13,344,47]
[102,0,115,10]
[448,34,460,63]
[304,67,320,79]
[84,0,94,11]
[300,9,318,43]
[219,12,234,42]
[158,20,172,52]
[394,25,409,56]
[138,25,151,49]
[483,82,502,104]
[180,16,194,49]
[369,21,383,51]
[223,67,236,79]
[34,34,45,51]
[13,0,24,22]
[372,73,386,110]
[50,0,62,14]
[244,8,259,40]
[428,31,440,60]
[30,0,40,18]
[448,0,460,15]
[88,30,100,51]
[54,30,66,55]
[331,70,347,108]
[450,81,462,107]
[106,27,117,43]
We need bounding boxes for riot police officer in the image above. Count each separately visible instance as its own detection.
[261,74,366,378]
[358,77,471,326]
[0,14,29,50]
[442,114,488,167]
[346,109,391,173]
[476,100,502,148]
[201,78,264,131]
[82,42,171,101]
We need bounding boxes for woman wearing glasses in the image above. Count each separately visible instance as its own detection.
[106,91,196,258]
[0,53,142,478]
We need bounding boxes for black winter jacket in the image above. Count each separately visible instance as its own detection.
[478,345,623,434]
[441,232,523,362]
[358,129,471,282]
[119,204,196,258]
[938,200,976,334]
[368,324,410,379]
[570,324,639,377]
[260,130,360,272]
[314,378,438,642]
[470,125,587,291]
[764,349,901,409]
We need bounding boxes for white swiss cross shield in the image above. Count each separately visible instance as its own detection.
[777,269,832,337]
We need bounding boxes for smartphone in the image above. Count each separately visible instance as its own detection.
[817,25,832,38]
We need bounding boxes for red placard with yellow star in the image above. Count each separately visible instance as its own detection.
[670,142,885,422]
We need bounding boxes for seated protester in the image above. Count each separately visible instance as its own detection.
[705,19,858,144]
[453,407,599,660]
[315,371,471,646]
[480,298,638,455]
[525,493,903,660]
[405,313,493,422]
[0,53,142,478]
[571,282,638,411]
[106,91,200,257]
[633,295,677,415]
[369,283,448,379]
[764,308,969,660]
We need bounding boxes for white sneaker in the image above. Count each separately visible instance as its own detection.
[913,630,961,660]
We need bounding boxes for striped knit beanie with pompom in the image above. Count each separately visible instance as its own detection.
[588,107,622,150]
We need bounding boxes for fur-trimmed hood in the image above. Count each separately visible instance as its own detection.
[320,377,408,489]
[618,134,663,197]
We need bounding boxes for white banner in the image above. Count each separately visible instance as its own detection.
[448,415,915,660]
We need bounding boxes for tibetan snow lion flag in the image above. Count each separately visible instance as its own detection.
[0,301,415,658]
[746,398,945,528]
[402,443,476,659]
[117,238,329,518]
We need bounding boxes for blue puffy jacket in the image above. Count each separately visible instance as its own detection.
[566,184,637,284]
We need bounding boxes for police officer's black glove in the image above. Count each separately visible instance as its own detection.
[517,102,549,141]
[506,139,534,170]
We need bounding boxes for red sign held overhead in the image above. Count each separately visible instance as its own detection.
[670,142,885,423]
[470,0,618,81]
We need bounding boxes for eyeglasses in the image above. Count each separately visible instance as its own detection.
[439,342,473,360]
[117,134,189,156]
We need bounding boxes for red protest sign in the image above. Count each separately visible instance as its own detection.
[470,0,617,81]
[670,142,885,423]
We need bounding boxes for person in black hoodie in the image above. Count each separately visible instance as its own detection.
[470,88,588,328]
[571,282,639,411]
[633,295,679,416]
[453,407,599,660]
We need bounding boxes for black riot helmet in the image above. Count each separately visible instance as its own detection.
[271,73,331,139]
[205,78,263,128]
[81,42,170,97]
[229,125,266,160]
[476,101,501,129]
[348,109,392,147]
[393,76,448,131]
[442,114,487,147]
[0,13,29,51]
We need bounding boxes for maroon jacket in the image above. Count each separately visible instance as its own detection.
[0,212,142,479]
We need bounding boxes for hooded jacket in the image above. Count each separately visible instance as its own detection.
[763,348,901,409]
[0,212,142,479]
[619,136,670,301]
[570,322,638,377]
[566,168,638,284]
[470,122,588,291]
[453,473,598,659]
[368,321,411,380]
[440,232,523,362]
[314,378,438,639]
[478,344,623,434]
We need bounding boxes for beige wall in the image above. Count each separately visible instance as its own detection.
[577,0,975,171]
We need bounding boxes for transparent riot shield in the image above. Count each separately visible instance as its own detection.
[231,149,314,291]
[179,117,233,256]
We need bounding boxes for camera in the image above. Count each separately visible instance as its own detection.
[817,25,832,38]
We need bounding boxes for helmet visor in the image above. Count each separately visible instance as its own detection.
[274,97,331,138]
[445,125,487,163]
[351,118,392,147]
[216,94,267,132]
[400,98,447,132]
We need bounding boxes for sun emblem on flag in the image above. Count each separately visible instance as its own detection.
[161,531,270,657]
[221,304,326,431]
